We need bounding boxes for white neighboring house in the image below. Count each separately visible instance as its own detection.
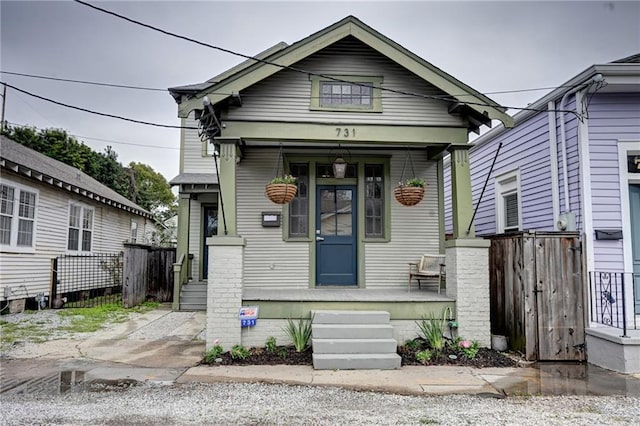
[0,135,156,309]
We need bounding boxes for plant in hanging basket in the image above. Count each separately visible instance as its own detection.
[394,178,426,206]
[266,175,297,204]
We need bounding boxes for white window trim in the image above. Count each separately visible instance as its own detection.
[494,169,522,233]
[130,219,138,243]
[66,201,94,254]
[617,140,640,328]
[0,179,38,253]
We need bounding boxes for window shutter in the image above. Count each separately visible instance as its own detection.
[504,193,519,230]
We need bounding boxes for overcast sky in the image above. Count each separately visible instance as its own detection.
[1,1,638,182]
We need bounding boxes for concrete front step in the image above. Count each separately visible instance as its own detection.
[312,323,394,339]
[312,338,397,354]
[312,353,401,370]
[179,282,207,311]
[179,302,206,311]
[312,310,390,324]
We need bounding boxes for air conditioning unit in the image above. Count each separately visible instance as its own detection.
[557,212,576,231]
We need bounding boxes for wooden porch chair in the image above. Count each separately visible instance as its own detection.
[408,254,446,293]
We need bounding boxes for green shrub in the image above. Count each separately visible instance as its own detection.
[283,316,313,352]
[416,308,451,354]
[416,349,433,364]
[404,338,422,351]
[265,336,277,353]
[457,339,480,359]
[204,343,225,363]
[230,344,250,360]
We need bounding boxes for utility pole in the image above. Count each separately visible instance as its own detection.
[1,83,6,133]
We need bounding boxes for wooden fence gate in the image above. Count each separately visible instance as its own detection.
[123,243,176,308]
[489,232,585,361]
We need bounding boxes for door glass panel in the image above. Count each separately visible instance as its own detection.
[320,189,336,235]
[319,188,353,236]
[336,189,352,236]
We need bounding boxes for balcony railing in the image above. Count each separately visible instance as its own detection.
[589,271,639,336]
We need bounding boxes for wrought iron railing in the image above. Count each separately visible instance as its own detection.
[50,253,123,308]
[589,271,639,336]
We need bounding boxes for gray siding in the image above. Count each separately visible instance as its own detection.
[365,151,439,288]
[0,173,152,300]
[235,147,439,289]
[182,112,216,174]
[588,93,640,271]
[224,37,463,127]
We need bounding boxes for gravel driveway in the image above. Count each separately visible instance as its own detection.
[2,382,639,425]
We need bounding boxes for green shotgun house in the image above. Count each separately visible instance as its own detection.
[168,16,513,365]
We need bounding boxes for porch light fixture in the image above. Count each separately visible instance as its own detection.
[332,156,347,179]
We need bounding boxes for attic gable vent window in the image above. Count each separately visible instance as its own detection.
[310,75,382,112]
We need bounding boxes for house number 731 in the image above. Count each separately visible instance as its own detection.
[336,128,356,138]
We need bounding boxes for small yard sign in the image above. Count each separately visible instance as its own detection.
[239,306,259,327]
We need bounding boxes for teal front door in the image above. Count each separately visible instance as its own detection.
[629,184,640,314]
[316,185,357,286]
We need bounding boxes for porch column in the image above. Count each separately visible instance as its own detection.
[206,236,246,350]
[172,192,191,310]
[448,145,474,238]
[217,139,240,236]
[445,238,491,347]
[446,145,490,347]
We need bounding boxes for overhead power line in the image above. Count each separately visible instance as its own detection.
[73,0,583,116]
[1,82,198,130]
[1,69,576,99]
[0,71,167,92]
[5,121,180,150]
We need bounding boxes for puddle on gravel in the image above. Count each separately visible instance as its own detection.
[486,362,640,396]
[1,371,140,395]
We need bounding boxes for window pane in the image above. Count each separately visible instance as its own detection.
[319,81,374,108]
[68,228,79,251]
[289,163,308,237]
[505,193,519,228]
[83,209,93,229]
[18,191,36,219]
[1,185,15,215]
[365,165,384,237]
[17,219,33,246]
[82,230,92,251]
[69,205,80,228]
[0,215,11,244]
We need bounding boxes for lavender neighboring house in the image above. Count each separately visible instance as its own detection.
[445,54,640,373]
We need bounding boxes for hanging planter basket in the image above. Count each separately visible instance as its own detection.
[265,183,297,204]
[265,146,297,204]
[394,147,426,206]
[394,185,425,206]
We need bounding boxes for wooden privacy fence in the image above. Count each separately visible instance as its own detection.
[488,232,585,361]
[123,243,176,308]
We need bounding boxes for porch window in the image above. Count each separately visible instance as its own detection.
[68,203,93,252]
[289,163,309,237]
[309,75,383,112]
[365,164,384,237]
[495,170,521,233]
[0,183,37,249]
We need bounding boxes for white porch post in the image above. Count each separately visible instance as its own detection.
[445,238,491,347]
[446,145,491,347]
[206,236,246,351]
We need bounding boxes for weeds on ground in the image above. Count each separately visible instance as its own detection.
[0,301,160,349]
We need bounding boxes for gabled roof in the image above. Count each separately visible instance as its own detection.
[169,16,513,129]
[0,135,152,218]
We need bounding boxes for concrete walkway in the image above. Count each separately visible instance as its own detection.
[2,307,640,396]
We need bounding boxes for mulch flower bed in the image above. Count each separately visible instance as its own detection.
[202,341,522,368]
